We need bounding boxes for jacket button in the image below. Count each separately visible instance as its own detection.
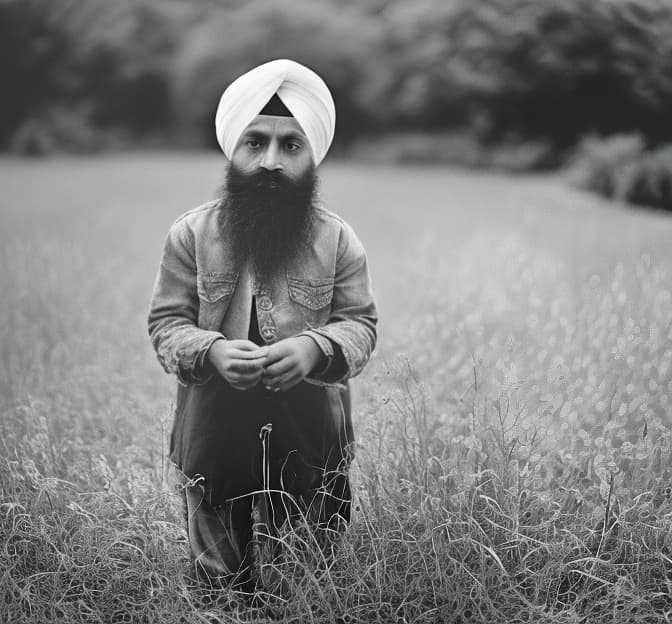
[258,296,272,311]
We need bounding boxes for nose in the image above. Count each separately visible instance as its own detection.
[259,141,283,171]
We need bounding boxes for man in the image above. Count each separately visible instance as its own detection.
[147,59,377,588]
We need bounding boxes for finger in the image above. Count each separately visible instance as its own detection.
[229,347,270,360]
[231,366,265,381]
[262,358,294,379]
[277,372,302,392]
[263,342,291,364]
[227,370,263,388]
[236,374,264,389]
[227,339,265,351]
[264,365,299,389]
[262,367,296,388]
[229,359,267,374]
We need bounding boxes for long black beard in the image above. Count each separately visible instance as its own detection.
[217,164,318,283]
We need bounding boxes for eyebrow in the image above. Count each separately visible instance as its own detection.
[242,129,306,142]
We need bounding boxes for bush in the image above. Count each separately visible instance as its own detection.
[567,134,646,197]
[350,132,561,171]
[349,132,486,167]
[625,145,672,210]
[569,134,672,210]
[8,104,117,155]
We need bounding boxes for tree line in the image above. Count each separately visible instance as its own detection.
[2,0,672,160]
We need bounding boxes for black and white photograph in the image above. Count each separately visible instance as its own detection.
[1,1,672,622]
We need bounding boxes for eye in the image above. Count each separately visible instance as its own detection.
[246,139,262,150]
[285,142,302,153]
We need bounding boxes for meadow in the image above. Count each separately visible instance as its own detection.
[1,154,671,623]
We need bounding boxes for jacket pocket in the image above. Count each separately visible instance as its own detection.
[287,275,334,310]
[197,272,237,330]
[197,272,237,303]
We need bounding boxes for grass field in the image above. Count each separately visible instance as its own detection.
[1,153,672,623]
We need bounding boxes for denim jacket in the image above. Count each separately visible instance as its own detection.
[147,199,377,388]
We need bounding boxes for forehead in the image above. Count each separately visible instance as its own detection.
[242,115,307,138]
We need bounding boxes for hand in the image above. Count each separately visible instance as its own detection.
[207,339,269,390]
[261,336,323,392]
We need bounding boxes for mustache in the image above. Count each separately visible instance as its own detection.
[225,166,314,197]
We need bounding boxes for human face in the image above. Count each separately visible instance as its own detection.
[231,115,314,183]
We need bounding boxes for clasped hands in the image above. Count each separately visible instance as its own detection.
[207,336,323,392]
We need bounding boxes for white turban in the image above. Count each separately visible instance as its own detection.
[215,59,336,165]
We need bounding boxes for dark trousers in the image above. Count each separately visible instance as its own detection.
[183,470,351,590]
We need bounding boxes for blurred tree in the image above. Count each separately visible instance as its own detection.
[0,0,191,152]
[3,0,672,157]
[478,0,672,146]
[171,0,385,149]
[378,0,672,146]
[0,0,80,148]
[74,2,177,133]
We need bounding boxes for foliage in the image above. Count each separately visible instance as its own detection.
[170,0,383,149]
[350,132,561,171]
[567,134,646,199]
[171,0,672,152]
[625,146,672,211]
[0,0,189,153]
[378,0,672,145]
[569,134,672,210]
[1,158,672,621]
[3,0,672,157]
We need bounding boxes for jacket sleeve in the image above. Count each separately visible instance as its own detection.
[299,220,378,385]
[147,218,224,385]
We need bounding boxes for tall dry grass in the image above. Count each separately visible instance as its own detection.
[1,158,671,622]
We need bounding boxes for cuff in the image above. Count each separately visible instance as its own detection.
[298,330,348,384]
[298,330,333,375]
[187,334,225,385]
